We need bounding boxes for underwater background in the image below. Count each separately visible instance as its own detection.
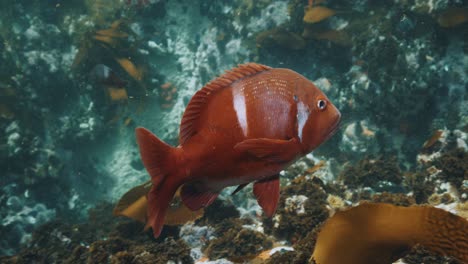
[0,0,467,263]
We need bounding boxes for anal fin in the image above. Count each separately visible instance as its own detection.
[254,174,280,217]
[181,183,219,211]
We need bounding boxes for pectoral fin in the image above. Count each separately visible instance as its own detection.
[254,175,280,217]
[234,138,300,163]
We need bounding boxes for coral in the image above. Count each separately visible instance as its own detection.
[0,194,56,256]
[428,193,456,205]
[326,194,346,211]
[340,155,403,190]
[263,181,328,242]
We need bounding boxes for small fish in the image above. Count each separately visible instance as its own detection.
[422,129,444,149]
[136,63,341,237]
[311,203,468,263]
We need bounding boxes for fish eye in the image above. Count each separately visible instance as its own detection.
[317,99,327,111]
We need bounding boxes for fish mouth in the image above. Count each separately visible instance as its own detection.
[324,112,341,141]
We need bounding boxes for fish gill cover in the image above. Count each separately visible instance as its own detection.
[0,0,467,263]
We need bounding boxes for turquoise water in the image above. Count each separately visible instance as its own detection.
[1,1,467,263]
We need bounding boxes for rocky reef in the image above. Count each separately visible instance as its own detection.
[1,0,467,262]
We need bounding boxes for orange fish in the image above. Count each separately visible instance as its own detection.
[136,63,341,237]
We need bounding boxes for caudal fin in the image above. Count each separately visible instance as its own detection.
[135,127,182,237]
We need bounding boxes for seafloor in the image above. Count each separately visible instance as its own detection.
[0,0,467,263]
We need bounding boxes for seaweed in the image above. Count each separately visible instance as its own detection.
[371,192,416,206]
[0,202,189,263]
[403,171,436,204]
[189,198,273,261]
[403,245,462,264]
[263,180,328,242]
[268,227,320,264]
[340,155,403,189]
[432,148,468,188]
[65,237,193,264]
[195,199,240,227]
[428,193,456,206]
[204,224,273,262]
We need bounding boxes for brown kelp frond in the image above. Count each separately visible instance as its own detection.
[311,203,468,264]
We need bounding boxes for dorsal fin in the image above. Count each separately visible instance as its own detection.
[179,63,272,144]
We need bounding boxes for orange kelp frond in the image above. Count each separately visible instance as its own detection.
[303,6,336,24]
[107,87,128,102]
[113,182,204,226]
[115,57,143,82]
[165,188,204,226]
[93,20,129,46]
[113,181,152,223]
[311,203,468,264]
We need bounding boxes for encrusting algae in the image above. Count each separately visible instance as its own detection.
[311,203,468,264]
